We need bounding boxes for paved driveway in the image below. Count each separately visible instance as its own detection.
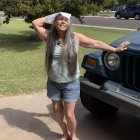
[0,93,61,140]
[0,93,140,140]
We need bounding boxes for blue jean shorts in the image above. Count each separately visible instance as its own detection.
[47,78,80,102]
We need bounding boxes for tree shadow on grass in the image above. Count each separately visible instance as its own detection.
[0,107,60,140]
[0,31,43,52]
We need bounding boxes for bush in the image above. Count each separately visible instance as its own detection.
[86,3,100,16]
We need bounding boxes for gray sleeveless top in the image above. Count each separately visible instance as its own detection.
[48,35,80,83]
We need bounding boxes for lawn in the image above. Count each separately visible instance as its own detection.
[0,19,132,95]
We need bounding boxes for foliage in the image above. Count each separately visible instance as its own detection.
[117,0,140,6]
[0,0,3,10]
[85,3,100,16]
[87,0,118,10]
[89,0,105,6]
[1,0,140,25]
[88,0,140,7]
[104,0,118,9]
[2,0,62,23]
[127,0,140,5]
[0,0,93,24]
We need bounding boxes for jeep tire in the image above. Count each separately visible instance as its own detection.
[80,91,118,117]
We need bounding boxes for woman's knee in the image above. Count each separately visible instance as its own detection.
[65,111,75,121]
[52,101,63,114]
[53,105,63,116]
[64,102,76,121]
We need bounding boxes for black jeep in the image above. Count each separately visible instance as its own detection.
[80,31,140,118]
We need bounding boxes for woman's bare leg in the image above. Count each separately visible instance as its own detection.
[64,102,78,140]
[52,100,70,140]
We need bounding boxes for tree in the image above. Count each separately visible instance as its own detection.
[0,0,3,10]
[1,0,62,23]
[104,0,118,9]
[0,0,92,24]
[88,0,115,11]
[127,0,140,5]
[118,0,140,6]
[89,0,105,6]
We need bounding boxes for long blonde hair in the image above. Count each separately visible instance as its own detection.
[45,14,77,77]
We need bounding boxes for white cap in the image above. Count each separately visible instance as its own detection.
[46,12,71,24]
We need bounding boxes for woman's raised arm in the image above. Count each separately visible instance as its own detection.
[32,17,49,40]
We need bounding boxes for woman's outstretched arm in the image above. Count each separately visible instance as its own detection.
[76,32,130,52]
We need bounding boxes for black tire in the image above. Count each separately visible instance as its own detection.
[116,14,121,19]
[80,91,118,117]
[135,14,140,20]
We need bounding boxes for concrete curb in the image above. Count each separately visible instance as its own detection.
[73,24,136,31]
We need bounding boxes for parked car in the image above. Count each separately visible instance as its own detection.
[80,30,140,118]
[115,5,140,20]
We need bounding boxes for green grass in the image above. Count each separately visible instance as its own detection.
[0,19,132,95]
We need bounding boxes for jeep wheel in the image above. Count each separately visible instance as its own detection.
[135,14,140,20]
[116,14,121,19]
[80,91,118,117]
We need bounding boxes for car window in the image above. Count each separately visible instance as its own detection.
[125,6,137,11]
[130,7,137,10]
[125,7,132,11]
[121,9,126,12]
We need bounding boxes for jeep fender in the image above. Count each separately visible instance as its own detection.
[81,51,108,78]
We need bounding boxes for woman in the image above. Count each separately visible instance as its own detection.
[32,12,129,140]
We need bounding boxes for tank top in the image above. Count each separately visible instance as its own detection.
[48,34,80,83]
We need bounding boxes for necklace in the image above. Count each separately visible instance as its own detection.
[56,40,61,45]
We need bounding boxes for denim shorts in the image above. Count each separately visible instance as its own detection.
[47,78,80,102]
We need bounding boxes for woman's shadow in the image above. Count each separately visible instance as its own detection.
[0,105,60,140]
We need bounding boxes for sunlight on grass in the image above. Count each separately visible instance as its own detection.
[0,19,132,95]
